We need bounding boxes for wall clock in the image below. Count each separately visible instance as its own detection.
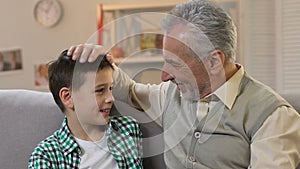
[34,0,63,28]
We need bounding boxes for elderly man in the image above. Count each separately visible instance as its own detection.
[68,0,300,168]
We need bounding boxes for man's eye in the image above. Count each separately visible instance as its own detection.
[169,61,182,68]
[172,62,182,68]
[166,59,182,68]
[109,86,113,91]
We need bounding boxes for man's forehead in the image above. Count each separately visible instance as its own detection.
[163,50,180,61]
[167,22,189,34]
[163,37,189,62]
[163,24,190,46]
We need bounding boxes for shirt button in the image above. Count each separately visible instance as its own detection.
[194,132,201,139]
[188,156,196,162]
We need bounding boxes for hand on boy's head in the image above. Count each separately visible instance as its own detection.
[106,54,114,64]
[67,44,109,63]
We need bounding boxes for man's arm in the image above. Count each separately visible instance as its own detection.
[112,63,169,126]
[249,106,300,168]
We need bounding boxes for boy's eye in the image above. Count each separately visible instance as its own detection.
[95,88,104,94]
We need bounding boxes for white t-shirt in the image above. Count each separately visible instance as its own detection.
[74,134,119,169]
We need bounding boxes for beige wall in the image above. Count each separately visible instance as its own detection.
[0,0,185,90]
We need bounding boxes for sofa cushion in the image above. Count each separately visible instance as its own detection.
[0,90,63,169]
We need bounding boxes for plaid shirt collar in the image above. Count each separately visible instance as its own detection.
[56,117,139,155]
[56,117,118,156]
[57,118,81,156]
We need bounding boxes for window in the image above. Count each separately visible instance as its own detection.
[278,0,300,93]
[242,0,300,93]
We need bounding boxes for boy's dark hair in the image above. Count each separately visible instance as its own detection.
[48,49,114,113]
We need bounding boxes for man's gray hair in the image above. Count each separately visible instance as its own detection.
[162,0,237,62]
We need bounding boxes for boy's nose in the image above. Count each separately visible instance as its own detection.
[106,92,115,103]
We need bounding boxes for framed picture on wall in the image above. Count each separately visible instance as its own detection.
[34,63,50,89]
[0,48,23,73]
[140,33,163,50]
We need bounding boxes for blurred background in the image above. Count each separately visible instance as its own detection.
[0,0,299,95]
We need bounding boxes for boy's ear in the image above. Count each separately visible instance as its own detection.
[59,87,74,110]
[206,49,226,75]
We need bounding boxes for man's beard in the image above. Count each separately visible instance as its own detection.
[179,87,200,102]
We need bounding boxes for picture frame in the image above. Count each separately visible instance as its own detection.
[34,62,50,90]
[140,33,163,50]
[0,48,23,74]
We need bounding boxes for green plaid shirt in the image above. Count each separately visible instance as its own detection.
[28,116,143,169]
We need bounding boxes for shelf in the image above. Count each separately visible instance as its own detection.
[115,56,164,64]
[115,56,164,78]
[103,3,178,11]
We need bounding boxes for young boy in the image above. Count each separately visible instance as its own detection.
[28,50,143,169]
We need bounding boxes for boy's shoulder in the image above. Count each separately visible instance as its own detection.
[31,131,60,155]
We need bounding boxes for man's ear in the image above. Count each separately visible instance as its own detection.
[206,49,226,75]
[59,87,74,110]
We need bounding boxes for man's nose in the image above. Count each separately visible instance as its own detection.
[161,70,174,82]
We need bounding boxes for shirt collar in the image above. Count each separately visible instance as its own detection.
[57,117,117,156]
[212,64,244,109]
[57,117,81,156]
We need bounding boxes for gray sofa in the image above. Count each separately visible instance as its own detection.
[0,89,299,168]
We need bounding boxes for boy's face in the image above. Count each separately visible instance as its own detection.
[72,67,114,126]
